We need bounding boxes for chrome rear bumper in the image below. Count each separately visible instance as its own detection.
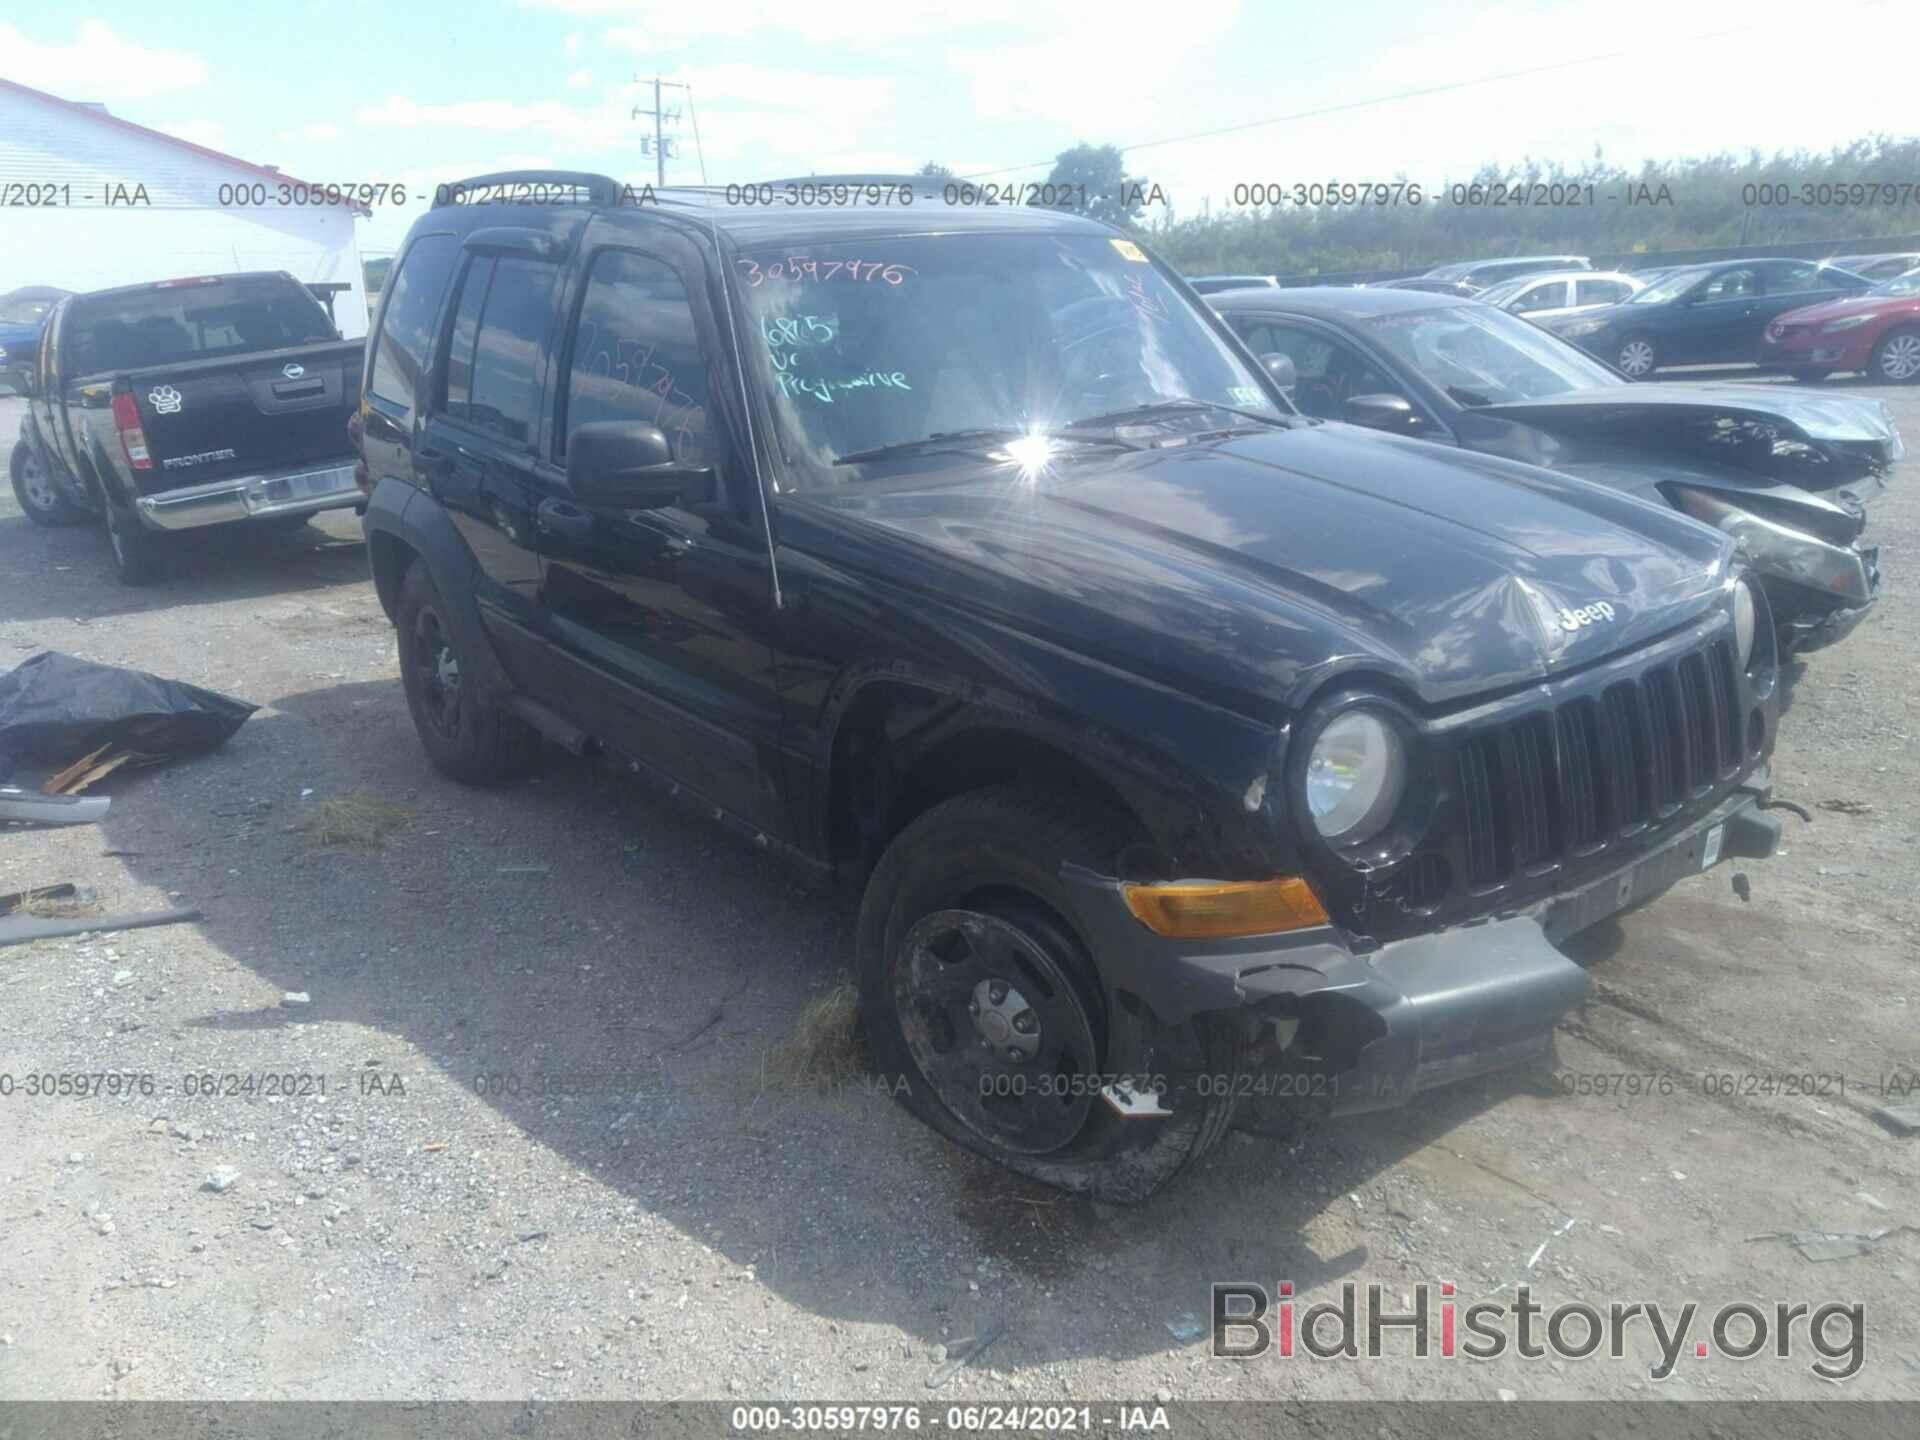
[135,463,359,531]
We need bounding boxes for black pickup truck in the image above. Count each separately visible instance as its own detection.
[358,173,1786,1200]
[9,271,364,583]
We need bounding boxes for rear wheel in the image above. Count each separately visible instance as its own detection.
[103,498,168,585]
[394,561,540,783]
[1616,335,1658,378]
[857,785,1246,1202]
[10,443,88,526]
[1872,326,1920,383]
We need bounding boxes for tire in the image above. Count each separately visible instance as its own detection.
[1615,334,1658,378]
[1871,326,1920,384]
[856,784,1246,1203]
[103,498,169,585]
[1786,368,1829,383]
[10,442,89,526]
[394,561,540,783]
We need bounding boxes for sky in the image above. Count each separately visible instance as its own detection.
[4,0,1918,255]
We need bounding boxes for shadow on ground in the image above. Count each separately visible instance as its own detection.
[71,666,1546,1370]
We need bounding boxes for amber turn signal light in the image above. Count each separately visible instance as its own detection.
[1121,876,1329,939]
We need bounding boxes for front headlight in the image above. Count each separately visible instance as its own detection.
[1306,709,1406,844]
[1820,314,1875,333]
[1675,488,1871,604]
[1733,578,1756,669]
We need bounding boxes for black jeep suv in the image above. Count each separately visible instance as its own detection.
[357,172,1784,1200]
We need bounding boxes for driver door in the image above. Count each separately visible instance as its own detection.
[533,239,788,836]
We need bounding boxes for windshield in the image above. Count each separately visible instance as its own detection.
[735,232,1284,487]
[1364,302,1621,404]
[1869,267,1920,298]
[0,297,55,326]
[1630,268,1706,304]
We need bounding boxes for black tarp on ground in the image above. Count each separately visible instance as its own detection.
[0,651,257,770]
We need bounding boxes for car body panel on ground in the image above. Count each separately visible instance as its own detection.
[1210,284,1897,650]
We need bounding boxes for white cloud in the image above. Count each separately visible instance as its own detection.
[0,19,206,100]
[356,94,632,151]
[277,122,343,143]
[563,31,582,56]
[565,68,593,90]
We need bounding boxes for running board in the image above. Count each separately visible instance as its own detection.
[504,695,592,755]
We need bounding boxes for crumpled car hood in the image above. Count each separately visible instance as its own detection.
[1474,382,1904,486]
[795,423,1737,711]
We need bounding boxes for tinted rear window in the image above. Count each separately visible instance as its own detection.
[68,279,337,374]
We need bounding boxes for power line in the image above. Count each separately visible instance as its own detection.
[959,1,1891,182]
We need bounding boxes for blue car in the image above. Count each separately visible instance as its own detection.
[0,287,69,391]
[1546,259,1870,377]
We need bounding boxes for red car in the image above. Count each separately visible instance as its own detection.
[1761,267,1920,382]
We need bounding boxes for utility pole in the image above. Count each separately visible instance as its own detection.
[631,77,689,186]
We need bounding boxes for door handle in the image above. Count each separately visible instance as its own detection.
[536,497,597,543]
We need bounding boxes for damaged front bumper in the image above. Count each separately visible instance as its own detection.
[1064,781,1784,1120]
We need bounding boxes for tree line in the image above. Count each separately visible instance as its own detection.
[995,137,1920,276]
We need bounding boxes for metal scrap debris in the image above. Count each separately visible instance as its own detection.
[927,1317,1007,1390]
[0,907,201,948]
[0,882,77,914]
[1746,1224,1918,1263]
[1874,1102,1920,1137]
[0,787,110,826]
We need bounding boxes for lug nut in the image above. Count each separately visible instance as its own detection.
[988,980,1008,1005]
[1012,1010,1037,1034]
[1006,1047,1025,1063]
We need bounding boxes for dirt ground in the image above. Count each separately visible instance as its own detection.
[2,379,1916,1404]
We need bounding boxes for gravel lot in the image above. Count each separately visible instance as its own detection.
[2,380,1916,1403]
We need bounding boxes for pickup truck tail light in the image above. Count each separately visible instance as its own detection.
[111,392,152,470]
[347,409,370,493]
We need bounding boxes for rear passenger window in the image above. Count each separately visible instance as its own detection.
[465,258,558,447]
[1576,279,1629,306]
[441,257,492,422]
[369,233,458,419]
[561,250,711,463]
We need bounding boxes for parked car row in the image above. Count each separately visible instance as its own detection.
[1205,283,1896,655]
[4,174,1891,1201]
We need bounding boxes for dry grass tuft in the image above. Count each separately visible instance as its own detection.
[16,889,99,920]
[759,982,866,1094]
[296,791,415,850]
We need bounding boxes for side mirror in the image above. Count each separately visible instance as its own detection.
[1344,393,1422,433]
[1259,352,1297,394]
[566,421,715,510]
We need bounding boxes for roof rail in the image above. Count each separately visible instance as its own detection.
[431,171,626,208]
[756,173,941,189]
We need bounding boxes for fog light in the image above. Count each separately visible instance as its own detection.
[1122,876,1329,938]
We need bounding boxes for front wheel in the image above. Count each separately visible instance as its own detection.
[856,785,1245,1203]
[1872,326,1920,384]
[10,443,89,526]
[1616,335,1658,378]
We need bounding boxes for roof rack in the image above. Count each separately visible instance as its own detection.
[430,171,626,208]
[756,173,941,189]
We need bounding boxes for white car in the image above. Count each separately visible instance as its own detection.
[1475,270,1644,326]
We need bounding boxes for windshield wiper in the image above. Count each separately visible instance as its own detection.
[1065,398,1292,431]
[833,427,1138,468]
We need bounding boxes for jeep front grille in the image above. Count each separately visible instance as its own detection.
[1456,638,1745,889]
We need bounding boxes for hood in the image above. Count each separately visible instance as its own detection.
[793,424,1736,712]
[1771,292,1920,329]
[1473,382,1903,486]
